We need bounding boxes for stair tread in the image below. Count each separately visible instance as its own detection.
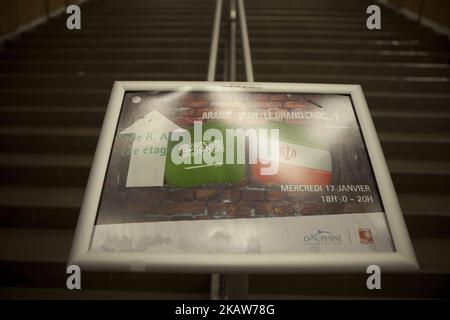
[399,194,450,216]
[0,153,92,167]
[372,110,450,118]
[0,228,73,263]
[0,287,208,299]
[379,132,450,143]
[0,126,99,136]
[0,186,83,208]
[387,159,450,174]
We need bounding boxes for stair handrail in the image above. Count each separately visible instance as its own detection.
[207,0,223,81]
[237,0,254,82]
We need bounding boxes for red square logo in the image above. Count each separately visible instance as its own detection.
[359,228,374,244]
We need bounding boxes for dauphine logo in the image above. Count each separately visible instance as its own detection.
[304,229,344,246]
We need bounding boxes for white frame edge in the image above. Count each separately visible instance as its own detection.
[68,81,419,274]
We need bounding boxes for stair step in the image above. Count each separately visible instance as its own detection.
[380,133,450,161]
[399,194,450,238]
[0,126,99,154]
[0,186,83,209]
[27,29,217,39]
[2,89,445,111]
[13,38,216,50]
[248,28,444,40]
[388,160,450,193]
[0,73,447,93]
[0,89,110,106]
[245,20,439,31]
[372,111,450,134]
[0,73,208,91]
[0,60,210,74]
[253,60,450,77]
[365,92,450,112]
[252,48,449,63]
[29,27,441,40]
[0,228,73,263]
[0,48,212,61]
[0,106,105,127]
[0,153,92,187]
[252,74,450,93]
[0,186,83,229]
[0,287,209,299]
[3,46,446,63]
[0,228,447,298]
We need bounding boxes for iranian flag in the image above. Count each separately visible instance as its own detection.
[251,123,332,185]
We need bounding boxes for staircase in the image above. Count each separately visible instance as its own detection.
[0,0,449,299]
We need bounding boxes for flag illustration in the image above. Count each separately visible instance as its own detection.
[251,123,332,185]
[165,122,246,187]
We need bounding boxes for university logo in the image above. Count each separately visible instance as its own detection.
[304,229,343,246]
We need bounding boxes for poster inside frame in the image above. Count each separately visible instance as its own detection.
[69,81,418,273]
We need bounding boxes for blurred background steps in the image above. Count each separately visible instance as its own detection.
[0,0,222,299]
[0,227,448,298]
[244,0,449,299]
[0,0,449,299]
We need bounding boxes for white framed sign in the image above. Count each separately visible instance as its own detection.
[68,81,418,273]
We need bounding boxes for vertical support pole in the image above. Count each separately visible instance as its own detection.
[417,0,424,24]
[44,0,50,20]
[208,0,225,298]
[210,273,221,300]
[229,0,237,81]
[226,0,251,299]
[222,22,229,81]
[207,0,223,81]
[209,0,252,300]
[237,0,254,82]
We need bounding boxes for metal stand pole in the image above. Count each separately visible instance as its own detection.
[220,0,253,299]
[208,0,253,300]
[237,0,254,82]
[207,0,223,81]
[229,0,237,81]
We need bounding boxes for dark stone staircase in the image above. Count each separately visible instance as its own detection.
[0,0,449,298]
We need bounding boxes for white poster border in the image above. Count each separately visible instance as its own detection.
[68,81,419,273]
